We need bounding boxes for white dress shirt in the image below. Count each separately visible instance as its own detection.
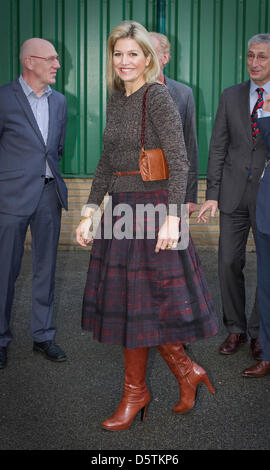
[250,79,270,118]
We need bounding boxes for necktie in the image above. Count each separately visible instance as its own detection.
[248,88,264,181]
[251,87,264,142]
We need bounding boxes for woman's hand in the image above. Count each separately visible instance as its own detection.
[155,215,180,253]
[75,206,95,247]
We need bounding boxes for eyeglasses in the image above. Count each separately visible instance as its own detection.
[30,55,60,64]
[247,53,270,63]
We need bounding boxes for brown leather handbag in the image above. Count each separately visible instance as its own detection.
[139,84,169,181]
[113,84,169,181]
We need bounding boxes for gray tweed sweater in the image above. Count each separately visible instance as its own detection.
[87,82,189,215]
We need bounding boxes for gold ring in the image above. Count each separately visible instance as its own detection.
[166,244,172,249]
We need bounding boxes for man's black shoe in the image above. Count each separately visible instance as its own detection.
[0,347,7,369]
[33,341,67,362]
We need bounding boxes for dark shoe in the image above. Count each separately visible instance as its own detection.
[242,360,270,377]
[250,338,262,361]
[33,341,67,362]
[0,347,7,369]
[219,333,247,355]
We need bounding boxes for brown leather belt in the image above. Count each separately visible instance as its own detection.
[113,170,141,176]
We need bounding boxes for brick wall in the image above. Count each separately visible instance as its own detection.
[25,178,256,251]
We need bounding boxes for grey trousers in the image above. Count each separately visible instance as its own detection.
[218,181,259,338]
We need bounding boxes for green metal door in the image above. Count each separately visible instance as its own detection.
[165,0,270,175]
[0,0,158,176]
[1,0,270,177]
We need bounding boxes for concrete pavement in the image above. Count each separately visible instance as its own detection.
[0,250,269,451]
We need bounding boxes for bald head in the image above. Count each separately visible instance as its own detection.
[20,38,56,67]
[20,38,60,95]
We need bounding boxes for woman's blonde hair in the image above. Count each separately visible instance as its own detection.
[107,21,160,93]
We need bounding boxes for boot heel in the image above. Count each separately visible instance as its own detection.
[140,404,148,422]
[202,374,215,394]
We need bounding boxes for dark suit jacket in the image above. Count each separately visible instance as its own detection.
[206,80,267,213]
[0,78,68,216]
[256,116,270,234]
[166,76,198,204]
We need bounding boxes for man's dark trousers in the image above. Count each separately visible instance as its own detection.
[0,180,61,347]
[218,179,259,338]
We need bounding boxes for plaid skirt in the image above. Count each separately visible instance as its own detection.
[82,190,218,349]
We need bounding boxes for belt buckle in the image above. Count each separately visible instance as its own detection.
[44,177,54,185]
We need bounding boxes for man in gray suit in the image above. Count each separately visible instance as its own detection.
[0,38,68,369]
[198,34,270,363]
[150,32,198,215]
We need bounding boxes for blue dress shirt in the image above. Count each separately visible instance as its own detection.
[19,74,53,178]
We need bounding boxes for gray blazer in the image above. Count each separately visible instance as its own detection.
[165,76,198,203]
[206,80,267,213]
[0,78,68,216]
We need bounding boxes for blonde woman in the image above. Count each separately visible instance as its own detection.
[76,21,218,431]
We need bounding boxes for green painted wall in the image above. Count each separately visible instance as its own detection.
[1,0,270,177]
[165,0,270,174]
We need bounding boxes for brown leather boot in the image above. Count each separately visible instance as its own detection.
[101,347,150,431]
[157,343,215,414]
